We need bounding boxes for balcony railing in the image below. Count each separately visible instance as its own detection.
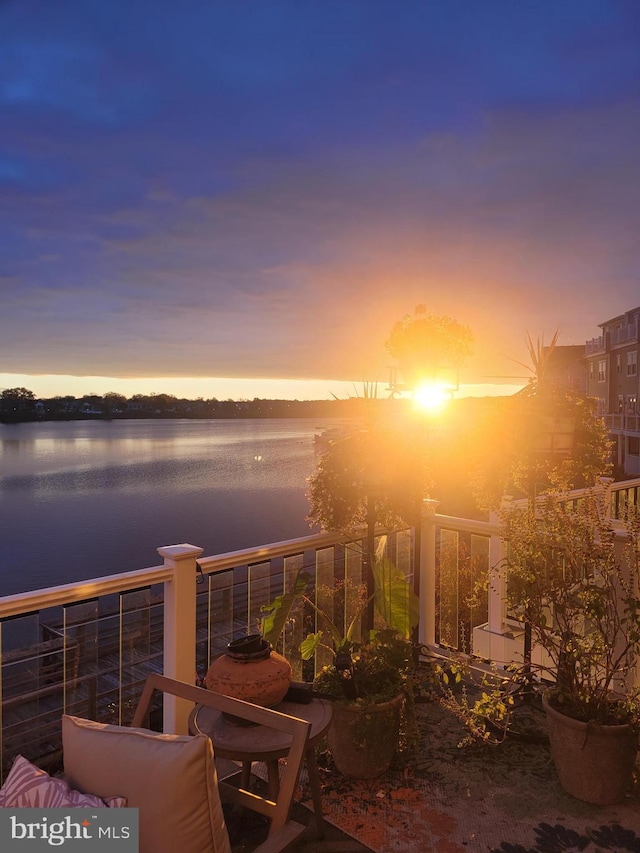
[0,528,417,780]
[585,335,605,354]
[586,322,639,354]
[2,477,640,781]
[605,413,640,434]
[610,321,639,348]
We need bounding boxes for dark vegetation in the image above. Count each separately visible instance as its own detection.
[0,386,396,423]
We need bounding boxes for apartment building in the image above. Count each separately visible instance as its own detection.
[585,306,640,475]
[544,344,587,394]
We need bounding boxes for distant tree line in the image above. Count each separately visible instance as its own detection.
[0,386,396,424]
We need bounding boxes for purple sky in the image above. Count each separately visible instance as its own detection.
[2,0,639,399]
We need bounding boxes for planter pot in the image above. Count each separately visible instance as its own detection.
[204,634,291,708]
[327,693,404,779]
[542,691,639,805]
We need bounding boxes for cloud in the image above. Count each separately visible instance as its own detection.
[1,1,639,387]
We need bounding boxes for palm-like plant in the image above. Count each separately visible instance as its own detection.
[511,329,561,389]
[472,331,611,511]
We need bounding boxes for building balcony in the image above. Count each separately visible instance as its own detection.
[605,413,640,434]
[610,321,639,348]
[585,335,605,354]
[586,322,639,355]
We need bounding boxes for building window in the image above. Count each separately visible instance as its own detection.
[628,395,638,414]
[598,360,606,382]
[629,437,640,456]
[627,351,637,377]
[588,362,595,381]
[616,354,622,374]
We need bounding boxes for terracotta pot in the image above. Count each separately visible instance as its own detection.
[327,693,404,779]
[542,690,639,805]
[204,635,292,708]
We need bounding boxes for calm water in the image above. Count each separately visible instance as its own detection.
[0,418,339,596]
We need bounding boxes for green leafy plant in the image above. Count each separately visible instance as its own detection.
[306,422,430,635]
[436,656,539,746]
[307,425,429,538]
[437,487,640,749]
[261,554,422,770]
[312,628,415,705]
[500,489,640,726]
[261,552,419,703]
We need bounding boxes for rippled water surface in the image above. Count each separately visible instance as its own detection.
[0,419,337,595]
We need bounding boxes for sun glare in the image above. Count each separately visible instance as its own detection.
[413,383,450,413]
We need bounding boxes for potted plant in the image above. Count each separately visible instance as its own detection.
[307,421,429,633]
[498,487,640,804]
[385,305,473,393]
[261,555,419,778]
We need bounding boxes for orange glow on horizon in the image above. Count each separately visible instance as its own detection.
[0,372,524,401]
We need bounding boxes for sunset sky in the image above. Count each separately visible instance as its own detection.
[2,1,639,401]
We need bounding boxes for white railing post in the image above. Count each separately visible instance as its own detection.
[419,498,439,648]
[598,476,615,521]
[472,499,515,664]
[158,543,203,734]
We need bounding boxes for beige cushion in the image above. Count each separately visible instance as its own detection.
[62,715,231,853]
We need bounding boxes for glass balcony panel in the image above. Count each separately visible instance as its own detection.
[281,553,305,680]
[315,546,337,671]
[62,599,99,722]
[345,540,364,646]
[395,528,413,582]
[438,529,459,649]
[231,566,249,637]
[202,569,236,666]
[118,588,153,726]
[94,595,129,725]
[0,613,60,778]
[248,561,271,633]
[195,579,211,680]
[469,535,490,651]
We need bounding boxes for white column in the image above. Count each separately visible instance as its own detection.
[471,500,513,665]
[598,476,615,521]
[419,498,439,648]
[158,543,203,734]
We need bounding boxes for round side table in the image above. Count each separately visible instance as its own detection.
[190,697,332,838]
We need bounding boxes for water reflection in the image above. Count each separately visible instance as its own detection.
[0,419,338,595]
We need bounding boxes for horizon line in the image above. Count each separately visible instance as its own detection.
[0,373,526,401]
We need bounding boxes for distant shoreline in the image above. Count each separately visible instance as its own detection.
[0,394,400,424]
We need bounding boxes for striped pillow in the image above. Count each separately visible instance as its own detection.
[0,755,126,808]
